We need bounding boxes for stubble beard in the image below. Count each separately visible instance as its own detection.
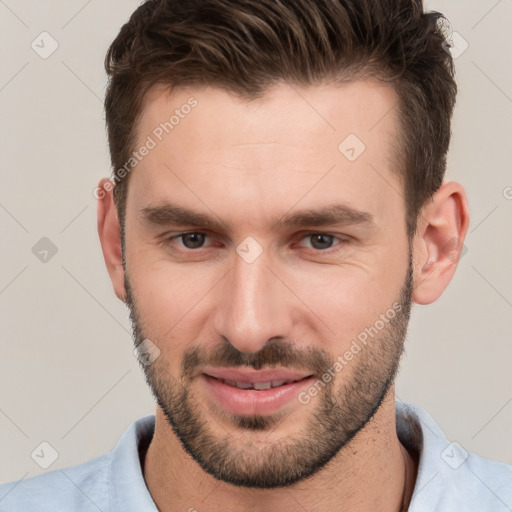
[125,255,413,488]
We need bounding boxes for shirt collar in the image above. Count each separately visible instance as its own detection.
[107,402,451,510]
[110,415,158,511]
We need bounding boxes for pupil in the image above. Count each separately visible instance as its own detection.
[311,234,333,250]
[183,233,205,249]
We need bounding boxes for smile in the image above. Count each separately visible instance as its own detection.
[200,370,315,416]
[213,377,307,390]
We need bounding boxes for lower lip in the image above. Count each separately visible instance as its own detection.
[200,374,315,416]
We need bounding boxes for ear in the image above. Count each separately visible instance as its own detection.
[97,178,126,302]
[412,181,470,305]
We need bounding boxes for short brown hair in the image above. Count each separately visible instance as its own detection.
[104,0,456,241]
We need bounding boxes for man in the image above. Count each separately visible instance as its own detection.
[1,0,510,510]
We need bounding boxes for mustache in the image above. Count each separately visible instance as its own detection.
[181,337,333,380]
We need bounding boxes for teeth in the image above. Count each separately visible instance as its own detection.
[221,379,294,390]
[233,381,252,389]
[253,382,272,390]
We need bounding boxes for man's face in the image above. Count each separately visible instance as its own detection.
[122,82,413,488]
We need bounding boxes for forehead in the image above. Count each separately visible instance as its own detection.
[128,80,404,233]
[138,80,399,153]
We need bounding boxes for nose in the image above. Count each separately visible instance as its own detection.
[213,249,294,354]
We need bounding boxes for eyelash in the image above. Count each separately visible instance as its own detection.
[163,231,350,254]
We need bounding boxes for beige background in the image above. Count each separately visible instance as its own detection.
[0,0,511,483]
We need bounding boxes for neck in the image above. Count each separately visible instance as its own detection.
[143,388,417,512]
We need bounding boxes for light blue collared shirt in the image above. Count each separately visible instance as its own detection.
[1,401,511,511]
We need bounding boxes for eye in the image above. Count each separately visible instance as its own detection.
[163,231,348,254]
[297,233,348,252]
[307,234,335,250]
[170,232,209,249]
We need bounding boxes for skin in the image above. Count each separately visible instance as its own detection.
[97,81,469,511]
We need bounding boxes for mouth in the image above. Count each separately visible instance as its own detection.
[199,367,316,416]
[208,375,310,390]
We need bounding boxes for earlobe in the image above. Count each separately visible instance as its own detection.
[96,178,127,302]
[412,181,470,305]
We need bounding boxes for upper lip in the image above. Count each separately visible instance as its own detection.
[202,367,313,384]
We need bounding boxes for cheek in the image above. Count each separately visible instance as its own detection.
[284,258,405,345]
[129,261,218,342]
[127,229,408,358]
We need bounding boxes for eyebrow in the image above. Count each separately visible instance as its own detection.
[139,202,375,231]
